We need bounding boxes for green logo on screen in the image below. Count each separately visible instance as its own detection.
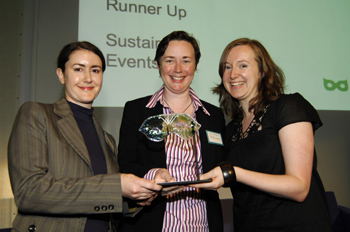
[323,78,348,91]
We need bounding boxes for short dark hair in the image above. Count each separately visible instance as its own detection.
[154,31,201,68]
[57,41,106,72]
[213,38,285,121]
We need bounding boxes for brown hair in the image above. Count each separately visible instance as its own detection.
[154,31,201,69]
[213,38,284,121]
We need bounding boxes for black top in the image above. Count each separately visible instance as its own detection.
[225,93,331,232]
[68,101,109,232]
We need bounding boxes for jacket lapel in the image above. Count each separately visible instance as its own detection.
[54,98,93,172]
[144,102,167,167]
[196,108,215,173]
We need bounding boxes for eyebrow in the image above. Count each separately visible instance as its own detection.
[73,63,102,69]
[237,59,249,64]
[225,60,249,65]
[163,56,192,59]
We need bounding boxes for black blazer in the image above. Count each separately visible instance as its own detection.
[117,95,226,232]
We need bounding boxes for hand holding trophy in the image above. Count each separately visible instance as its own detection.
[139,113,212,187]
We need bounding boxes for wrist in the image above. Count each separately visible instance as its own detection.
[218,161,236,187]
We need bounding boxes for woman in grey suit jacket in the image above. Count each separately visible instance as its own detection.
[8,41,161,232]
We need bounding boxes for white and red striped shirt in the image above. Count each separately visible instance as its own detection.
[144,86,210,232]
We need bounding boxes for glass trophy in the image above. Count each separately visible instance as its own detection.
[139,113,212,186]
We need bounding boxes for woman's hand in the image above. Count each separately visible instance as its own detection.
[154,168,186,196]
[121,173,161,202]
[135,193,159,206]
[188,166,224,190]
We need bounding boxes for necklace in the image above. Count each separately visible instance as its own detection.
[163,97,193,113]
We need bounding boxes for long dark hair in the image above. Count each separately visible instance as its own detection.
[213,38,284,121]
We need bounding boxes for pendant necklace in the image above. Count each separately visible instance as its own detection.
[163,97,193,113]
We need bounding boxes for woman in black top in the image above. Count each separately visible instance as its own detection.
[191,38,331,231]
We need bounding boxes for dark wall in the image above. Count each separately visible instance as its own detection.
[20,0,79,105]
[315,110,350,207]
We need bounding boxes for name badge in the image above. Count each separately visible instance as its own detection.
[206,130,223,146]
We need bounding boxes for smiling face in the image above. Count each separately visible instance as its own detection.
[157,40,196,96]
[223,45,261,106]
[56,49,103,108]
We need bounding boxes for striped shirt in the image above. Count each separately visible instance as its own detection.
[144,86,210,232]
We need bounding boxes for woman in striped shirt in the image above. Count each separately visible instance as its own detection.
[117,31,226,232]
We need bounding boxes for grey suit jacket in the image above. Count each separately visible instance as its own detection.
[8,98,123,232]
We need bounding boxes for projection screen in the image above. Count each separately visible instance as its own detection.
[78,0,350,110]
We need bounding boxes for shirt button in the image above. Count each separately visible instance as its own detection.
[94,206,100,211]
